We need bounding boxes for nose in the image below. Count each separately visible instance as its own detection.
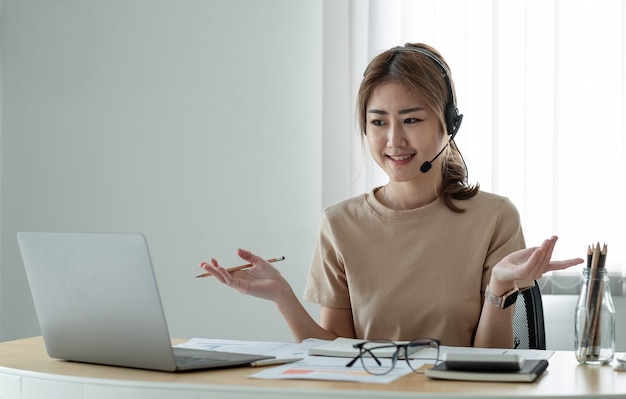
[387,123,406,148]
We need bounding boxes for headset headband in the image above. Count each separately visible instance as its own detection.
[392,46,463,136]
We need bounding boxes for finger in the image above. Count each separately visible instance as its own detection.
[530,237,557,274]
[520,243,552,278]
[237,248,263,265]
[205,258,233,284]
[198,261,215,273]
[541,236,558,265]
[199,257,224,270]
[548,257,585,272]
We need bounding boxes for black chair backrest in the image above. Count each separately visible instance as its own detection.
[512,281,546,350]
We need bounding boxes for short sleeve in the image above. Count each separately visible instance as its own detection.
[302,211,351,309]
[482,197,530,290]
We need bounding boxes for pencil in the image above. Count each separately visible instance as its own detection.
[195,256,285,278]
[584,243,608,355]
[249,357,303,367]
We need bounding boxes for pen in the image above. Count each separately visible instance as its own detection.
[250,357,303,367]
[195,256,286,278]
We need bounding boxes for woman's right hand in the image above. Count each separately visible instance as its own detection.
[199,248,292,302]
[201,248,343,342]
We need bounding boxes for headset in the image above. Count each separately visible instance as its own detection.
[393,46,463,137]
[392,46,464,173]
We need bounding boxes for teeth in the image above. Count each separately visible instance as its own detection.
[389,154,413,161]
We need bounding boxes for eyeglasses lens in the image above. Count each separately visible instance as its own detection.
[358,340,397,375]
[406,338,440,372]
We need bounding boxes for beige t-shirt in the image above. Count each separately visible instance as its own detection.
[303,188,526,346]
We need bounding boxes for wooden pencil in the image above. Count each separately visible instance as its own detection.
[581,243,600,356]
[195,256,285,278]
[587,243,607,355]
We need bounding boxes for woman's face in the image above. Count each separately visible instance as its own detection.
[365,81,444,184]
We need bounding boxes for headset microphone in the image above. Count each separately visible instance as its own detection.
[419,114,463,173]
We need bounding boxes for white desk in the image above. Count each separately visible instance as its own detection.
[0,336,625,399]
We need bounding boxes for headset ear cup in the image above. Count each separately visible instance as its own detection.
[445,103,460,136]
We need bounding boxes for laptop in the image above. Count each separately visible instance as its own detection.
[17,231,273,372]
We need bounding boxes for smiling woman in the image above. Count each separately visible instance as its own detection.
[200,42,583,350]
[357,44,478,213]
[332,0,626,278]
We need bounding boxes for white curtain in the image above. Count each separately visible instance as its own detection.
[341,0,626,292]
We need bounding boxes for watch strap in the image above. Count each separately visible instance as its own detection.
[484,285,519,309]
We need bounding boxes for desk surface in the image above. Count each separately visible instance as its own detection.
[0,336,624,399]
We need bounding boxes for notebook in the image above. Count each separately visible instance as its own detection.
[424,359,549,382]
[17,231,273,372]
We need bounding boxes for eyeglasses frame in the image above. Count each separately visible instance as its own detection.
[345,337,441,375]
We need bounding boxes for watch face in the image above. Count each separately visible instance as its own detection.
[503,290,519,309]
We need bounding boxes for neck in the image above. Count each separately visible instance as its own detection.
[382,183,439,210]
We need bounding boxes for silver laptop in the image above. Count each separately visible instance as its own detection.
[17,231,272,372]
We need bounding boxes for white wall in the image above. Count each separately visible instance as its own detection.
[0,0,325,342]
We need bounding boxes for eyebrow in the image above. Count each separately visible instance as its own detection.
[367,106,426,115]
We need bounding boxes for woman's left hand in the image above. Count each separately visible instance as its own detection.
[490,236,584,289]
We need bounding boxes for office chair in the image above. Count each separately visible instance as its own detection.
[512,281,547,350]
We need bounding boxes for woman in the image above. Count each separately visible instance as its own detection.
[200,43,583,347]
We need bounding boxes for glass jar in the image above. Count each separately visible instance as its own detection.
[574,267,615,364]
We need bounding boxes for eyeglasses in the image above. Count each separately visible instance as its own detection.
[346,338,440,375]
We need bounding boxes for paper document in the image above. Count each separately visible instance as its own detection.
[308,337,436,358]
[307,338,553,360]
[175,337,325,359]
[309,337,383,357]
[249,355,420,384]
[176,337,420,383]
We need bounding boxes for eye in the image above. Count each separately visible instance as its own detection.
[370,119,386,127]
[404,117,422,124]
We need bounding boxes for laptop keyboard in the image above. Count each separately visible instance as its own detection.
[175,355,225,367]
[172,347,272,370]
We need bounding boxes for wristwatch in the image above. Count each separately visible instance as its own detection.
[484,285,519,309]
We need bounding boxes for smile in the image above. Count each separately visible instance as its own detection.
[386,154,415,161]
